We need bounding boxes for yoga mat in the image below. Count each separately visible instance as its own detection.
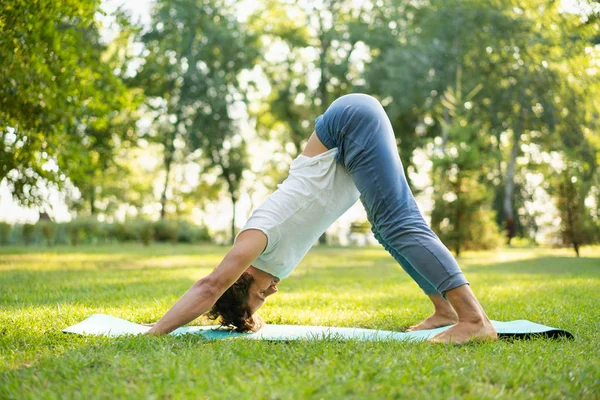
[63,314,573,341]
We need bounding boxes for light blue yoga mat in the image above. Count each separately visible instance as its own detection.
[63,314,573,341]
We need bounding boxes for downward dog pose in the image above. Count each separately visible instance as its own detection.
[148,94,497,344]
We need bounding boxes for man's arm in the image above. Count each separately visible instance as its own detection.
[147,229,267,335]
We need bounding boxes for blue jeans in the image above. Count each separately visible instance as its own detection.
[315,93,468,295]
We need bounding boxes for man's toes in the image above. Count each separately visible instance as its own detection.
[428,334,452,344]
[428,333,462,345]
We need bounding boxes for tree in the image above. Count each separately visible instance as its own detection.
[65,144,158,219]
[362,0,599,249]
[134,0,258,239]
[248,0,313,161]
[64,9,143,216]
[552,162,598,256]
[429,81,501,256]
[249,0,367,161]
[207,137,249,244]
[0,1,139,207]
[249,0,368,244]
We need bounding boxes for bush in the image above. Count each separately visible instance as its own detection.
[108,218,156,245]
[38,221,57,246]
[154,219,179,243]
[3,218,211,246]
[65,220,83,246]
[196,225,211,242]
[111,221,138,243]
[350,220,371,234]
[431,176,502,256]
[22,223,35,245]
[509,236,539,248]
[0,222,11,245]
[109,222,125,243]
[177,220,211,243]
[429,114,503,256]
[133,219,154,246]
[77,217,101,243]
[94,221,113,243]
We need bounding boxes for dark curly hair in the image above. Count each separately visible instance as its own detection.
[207,272,262,333]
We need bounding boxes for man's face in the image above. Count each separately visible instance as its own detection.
[246,266,280,313]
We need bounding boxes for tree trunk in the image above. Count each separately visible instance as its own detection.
[454,178,462,257]
[316,18,329,110]
[489,100,503,175]
[90,187,96,216]
[504,91,525,244]
[503,131,519,244]
[282,65,304,159]
[230,192,237,246]
[160,155,173,220]
[437,108,451,187]
[316,6,332,246]
[565,188,580,257]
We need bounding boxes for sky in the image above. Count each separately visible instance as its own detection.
[0,0,593,243]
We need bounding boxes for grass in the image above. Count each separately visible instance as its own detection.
[1,244,599,399]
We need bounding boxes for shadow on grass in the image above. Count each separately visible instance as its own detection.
[289,255,600,295]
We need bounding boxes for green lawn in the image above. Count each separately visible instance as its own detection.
[1,244,599,399]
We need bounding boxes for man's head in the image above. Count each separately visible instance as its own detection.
[207,266,279,332]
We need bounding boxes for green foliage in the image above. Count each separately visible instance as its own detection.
[111,221,139,243]
[2,0,599,254]
[430,100,502,255]
[0,222,10,245]
[431,177,503,255]
[249,0,367,166]
[0,0,141,206]
[552,165,599,256]
[80,217,101,240]
[133,219,155,246]
[153,219,179,243]
[63,217,105,246]
[2,219,212,246]
[350,220,371,235]
[21,224,35,245]
[361,0,599,246]
[503,235,538,249]
[213,139,249,244]
[492,181,536,241]
[102,218,211,245]
[38,221,57,247]
[133,0,256,222]
[177,220,211,243]
[65,220,83,246]
[248,1,316,159]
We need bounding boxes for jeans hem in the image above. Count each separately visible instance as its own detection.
[437,274,470,298]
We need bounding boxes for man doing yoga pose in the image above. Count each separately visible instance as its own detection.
[147,94,498,344]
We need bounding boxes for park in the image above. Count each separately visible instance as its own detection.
[1,0,599,398]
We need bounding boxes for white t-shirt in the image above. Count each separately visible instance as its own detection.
[235,147,360,279]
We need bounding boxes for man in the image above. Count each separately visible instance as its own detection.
[147,94,497,345]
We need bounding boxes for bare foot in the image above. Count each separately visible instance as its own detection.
[428,318,498,345]
[406,311,458,332]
